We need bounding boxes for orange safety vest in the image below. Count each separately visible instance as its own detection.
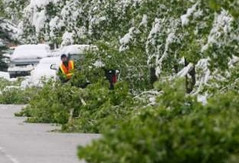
[60,60,74,79]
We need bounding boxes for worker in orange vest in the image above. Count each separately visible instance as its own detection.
[58,54,75,83]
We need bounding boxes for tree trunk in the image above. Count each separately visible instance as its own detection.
[185,59,196,93]
[150,67,158,85]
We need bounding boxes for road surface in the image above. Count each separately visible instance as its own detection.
[0,105,100,163]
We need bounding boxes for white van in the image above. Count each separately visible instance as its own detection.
[60,44,97,60]
[8,44,51,78]
[29,57,61,86]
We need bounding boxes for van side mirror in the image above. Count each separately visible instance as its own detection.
[50,64,58,70]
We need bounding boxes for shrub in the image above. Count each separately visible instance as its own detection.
[0,87,35,104]
[16,80,82,124]
[78,80,239,163]
[62,80,138,133]
[16,77,140,132]
[0,78,37,104]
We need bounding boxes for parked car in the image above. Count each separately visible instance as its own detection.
[8,44,51,78]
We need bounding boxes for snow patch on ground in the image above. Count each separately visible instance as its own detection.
[197,93,208,105]
[0,71,10,80]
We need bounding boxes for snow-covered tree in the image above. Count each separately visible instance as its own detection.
[3,0,239,93]
[2,0,28,22]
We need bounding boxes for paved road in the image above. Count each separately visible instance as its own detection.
[0,105,100,163]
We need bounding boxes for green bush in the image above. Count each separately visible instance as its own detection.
[62,80,138,133]
[0,78,11,90]
[78,80,239,163]
[204,65,239,95]
[16,77,139,132]
[16,80,82,124]
[0,78,37,104]
[0,87,35,104]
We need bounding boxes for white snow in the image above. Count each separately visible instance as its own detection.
[93,60,105,68]
[119,27,136,52]
[32,9,47,33]
[0,39,5,47]
[61,31,74,47]
[0,19,19,40]
[177,63,194,77]
[197,93,208,105]
[48,48,62,57]
[49,16,64,37]
[28,57,61,86]
[20,76,31,89]
[29,0,60,8]
[0,71,10,80]
[147,18,162,40]
[155,32,176,76]
[134,90,162,106]
[11,44,51,60]
[21,0,62,40]
[20,57,61,88]
[229,56,239,68]
[201,10,233,52]
[193,9,203,19]
[181,2,198,26]
[139,15,148,27]
[49,16,60,30]
[191,58,211,95]
[60,44,95,55]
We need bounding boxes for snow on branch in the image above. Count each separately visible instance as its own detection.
[134,90,162,106]
[29,0,60,8]
[181,2,199,26]
[0,18,19,40]
[201,10,234,52]
[176,63,194,77]
[32,10,46,33]
[155,33,176,76]
[119,27,139,52]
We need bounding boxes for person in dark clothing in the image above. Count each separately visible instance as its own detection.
[104,68,118,90]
